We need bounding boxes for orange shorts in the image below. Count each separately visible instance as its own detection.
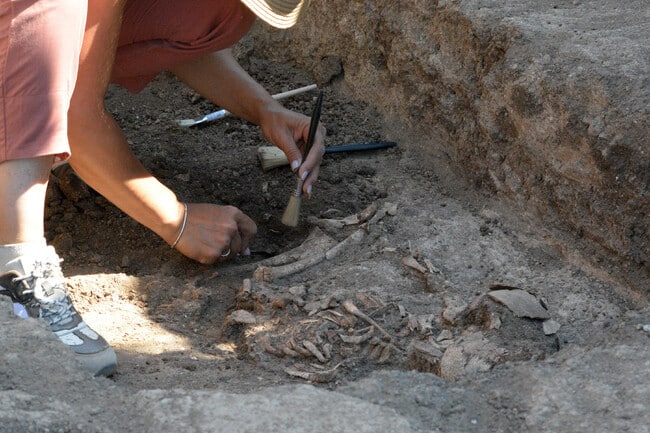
[0,0,255,163]
[0,0,86,163]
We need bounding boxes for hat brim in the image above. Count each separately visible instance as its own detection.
[240,0,305,29]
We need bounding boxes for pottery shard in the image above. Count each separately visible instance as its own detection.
[487,289,550,320]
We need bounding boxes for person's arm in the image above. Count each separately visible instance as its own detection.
[170,49,326,195]
[68,0,255,263]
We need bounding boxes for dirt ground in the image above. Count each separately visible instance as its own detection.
[44,54,648,401]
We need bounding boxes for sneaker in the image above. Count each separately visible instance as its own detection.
[0,247,117,377]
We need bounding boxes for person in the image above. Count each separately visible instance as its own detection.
[0,0,324,377]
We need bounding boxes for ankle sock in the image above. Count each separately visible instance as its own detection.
[0,239,50,317]
[0,238,47,275]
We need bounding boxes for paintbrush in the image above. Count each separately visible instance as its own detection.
[281,90,324,227]
[257,140,397,171]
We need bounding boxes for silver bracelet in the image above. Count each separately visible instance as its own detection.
[171,203,188,249]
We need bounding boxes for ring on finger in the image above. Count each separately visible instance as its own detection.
[221,248,231,258]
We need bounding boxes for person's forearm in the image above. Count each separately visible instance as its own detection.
[68,0,182,245]
[67,110,184,245]
[170,49,279,126]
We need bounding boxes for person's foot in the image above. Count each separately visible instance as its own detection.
[0,247,117,376]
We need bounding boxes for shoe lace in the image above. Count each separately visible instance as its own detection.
[13,253,75,327]
[0,276,33,302]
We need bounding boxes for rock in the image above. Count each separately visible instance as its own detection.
[438,332,506,381]
[436,329,454,342]
[51,163,91,202]
[407,340,444,375]
[441,304,468,325]
[439,345,465,381]
[543,319,562,336]
[228,310,257,325]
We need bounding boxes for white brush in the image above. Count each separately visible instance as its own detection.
[175,84,317,127]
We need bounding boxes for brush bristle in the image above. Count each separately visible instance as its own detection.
[261,156,290,171]
[258,146,289,171]
[281,195,302,227]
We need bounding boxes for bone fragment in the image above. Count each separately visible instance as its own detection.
[254,228,365,282]
[406,313,419,332]
[258,227,336,267]
[325,229,365,260]
[307,216,345,230]
[316,309,356,327]
[339,326,375,344]
[401,256,428,274]
[423,258,441,274]
[378,343,392,363]
[342,300,394,341]
[284,363,341,383]
[304,296,339,315]
[252,266,273,282]
[240,278,253,293]
[366,201,396,226]
[288,338,313,358]
[303,340,327,363]
[321,343,332,360]
[309,201,380,229]
[357,202,379,223]
[355,292,385,309]
[258,336,282,357]
[369,341,384,360]
[341,214,359,225]
[253,252,325,282]
[281,346,300,358]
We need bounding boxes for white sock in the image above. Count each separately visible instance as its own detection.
[0,238,47,275]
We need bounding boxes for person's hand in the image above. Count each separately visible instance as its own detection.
[259,104,326,196]
[172,203,257,264]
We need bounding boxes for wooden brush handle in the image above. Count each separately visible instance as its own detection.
[303,91,324,159]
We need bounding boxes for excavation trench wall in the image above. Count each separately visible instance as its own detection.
[240,0,649,292]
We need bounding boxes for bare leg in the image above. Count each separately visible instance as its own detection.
[0,156,52,244]
[0,155,118,376]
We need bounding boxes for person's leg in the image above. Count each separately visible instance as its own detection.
[0,156,51,244]
[0,0,58,265]
[0,157,50,318]
[0,0,116,376]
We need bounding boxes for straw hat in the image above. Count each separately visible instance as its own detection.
[240,0,306,29]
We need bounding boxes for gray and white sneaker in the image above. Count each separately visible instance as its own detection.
[0,246,117,377]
